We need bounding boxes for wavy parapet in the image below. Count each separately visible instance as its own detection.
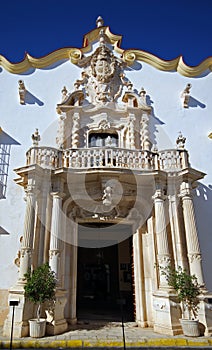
[0,25,211,77]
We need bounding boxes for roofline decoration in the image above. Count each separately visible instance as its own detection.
[0,18,211,77]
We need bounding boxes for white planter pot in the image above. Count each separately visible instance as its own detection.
[29,318,46,338]
[180,318,200,337]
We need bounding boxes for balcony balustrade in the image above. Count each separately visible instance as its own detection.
[26,146,189,172]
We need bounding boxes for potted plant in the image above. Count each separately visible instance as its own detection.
[24,263,56,338]
[161,265,201,337]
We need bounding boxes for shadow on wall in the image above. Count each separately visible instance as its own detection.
[188,96,206,109]
[146,95,166,148]
[194,183,212,292]
[25,91,44,106]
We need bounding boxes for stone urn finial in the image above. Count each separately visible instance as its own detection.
[31,128,41,146]
[176,131,186,149]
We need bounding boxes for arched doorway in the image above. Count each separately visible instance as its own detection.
[77,223,134,322]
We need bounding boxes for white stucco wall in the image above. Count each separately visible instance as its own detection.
[0,54,211,291]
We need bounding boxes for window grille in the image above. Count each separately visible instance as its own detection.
[0,128,20,199]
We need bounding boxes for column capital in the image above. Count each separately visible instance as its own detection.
[25,185,38,196]
[179,181,193,199]
[51,191,66,199]
[188,253,202,263]
[152,188,166,201]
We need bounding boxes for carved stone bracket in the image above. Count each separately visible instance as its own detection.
[18,80,26,105]
[181,83,191,108]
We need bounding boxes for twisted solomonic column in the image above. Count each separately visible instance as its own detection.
[128,114,136,149]
[71,113,80,148]
[140,113,151,151]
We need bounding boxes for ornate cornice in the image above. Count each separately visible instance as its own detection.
[0,25,211,76]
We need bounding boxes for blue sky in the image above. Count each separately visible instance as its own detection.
[0,0,211,66]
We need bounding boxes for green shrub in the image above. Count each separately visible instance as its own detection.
[161,265,201,319]
[24,263,56,321]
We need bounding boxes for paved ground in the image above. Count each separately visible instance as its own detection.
[0,321,212,348]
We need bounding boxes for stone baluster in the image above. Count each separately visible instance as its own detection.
[140,113,151,151]
[49,192,64,285]
[18,185,36,283]
[179,182,204,286]
[71,113,80,148]
[153,188,171,289]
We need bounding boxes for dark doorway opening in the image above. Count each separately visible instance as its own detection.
[77,237,134,322]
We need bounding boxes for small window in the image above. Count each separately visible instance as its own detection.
[89,133,118,147]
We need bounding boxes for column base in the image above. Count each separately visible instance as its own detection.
[67,317,77,325]
[3,285,33,337]
[45,289,68,336]
[46,319,68,335]
[153,289,182,335]
[198,294,212,336]
[137,320,148,327]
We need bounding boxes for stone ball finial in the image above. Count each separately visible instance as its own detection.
[96,16,104,28]
[139,87,146,96]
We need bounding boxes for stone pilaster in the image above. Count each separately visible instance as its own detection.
[133,229,147,326]
[180,181,204,286]
[3,183,37,337]
[168,193,188,270]
[47,191,68,335]
[37,177,51,266]
[69,222,78,324]
[44,194,53,263]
